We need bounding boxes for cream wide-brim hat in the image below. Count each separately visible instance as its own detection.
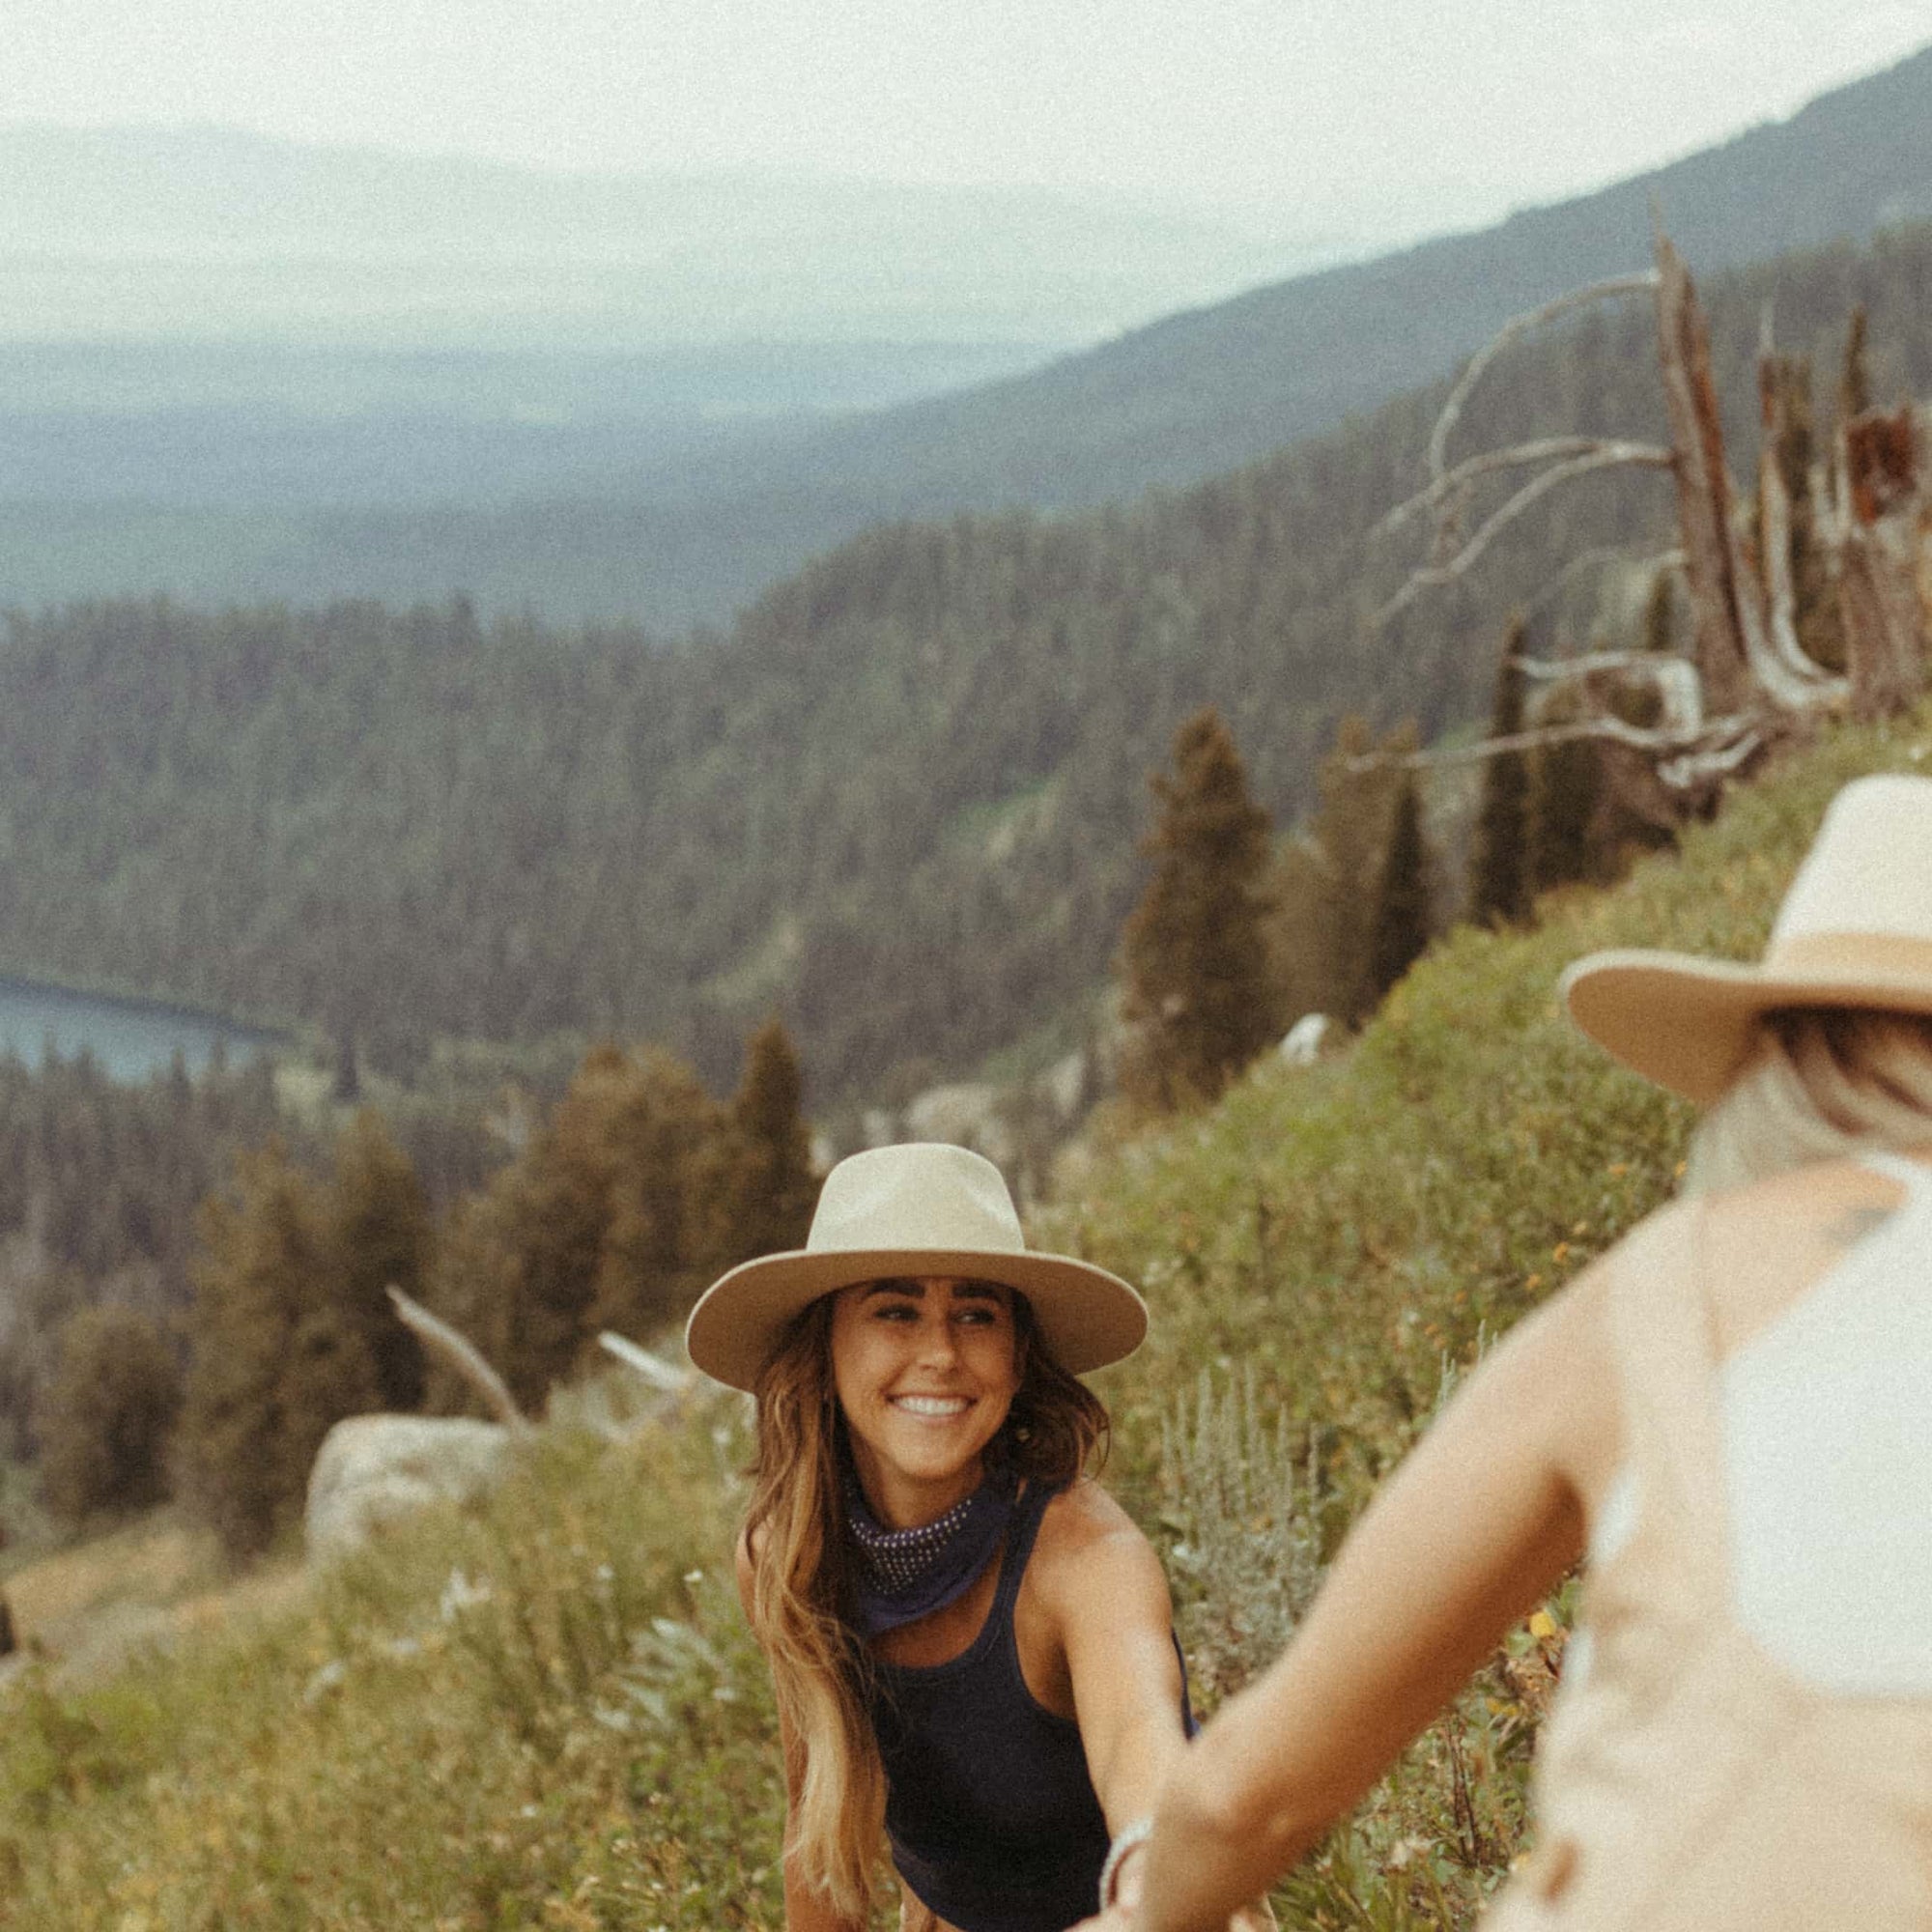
[1560,774,1932,1105]
[685,1141,1148,1393]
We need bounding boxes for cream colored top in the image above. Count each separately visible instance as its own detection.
[1484,1169,1932,1932]
[1585,1151,1932,1696]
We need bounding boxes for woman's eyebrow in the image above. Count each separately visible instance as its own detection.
[859,1278,924,1300]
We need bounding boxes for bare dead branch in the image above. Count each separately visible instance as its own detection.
[386,1286,530,1434]
[1512,649,1706,735]
[1373,439,1662,541]
[597,1330,694,1394]
[1429,272,1660,481]
[1343,709,1759,773]
[1374,443,1674,627]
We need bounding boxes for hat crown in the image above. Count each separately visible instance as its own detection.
[1769,775,1932,954]
[806,1143,1027,1259]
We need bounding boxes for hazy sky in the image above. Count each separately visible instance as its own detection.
[7,0,1930,240]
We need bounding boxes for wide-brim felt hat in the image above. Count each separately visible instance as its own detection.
[1560,774,1932,1105]
[685,1141,1148,1393]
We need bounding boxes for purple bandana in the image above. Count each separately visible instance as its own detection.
[845,1468,1017,1638]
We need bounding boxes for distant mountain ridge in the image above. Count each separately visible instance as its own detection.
[698,39,1932,514]
[0,123,1331,349]
[3,44,1926,626]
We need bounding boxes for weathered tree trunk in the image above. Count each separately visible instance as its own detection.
[0,1589,15,1659]
[1836,408,1929,722]
[1653,237,1755,717]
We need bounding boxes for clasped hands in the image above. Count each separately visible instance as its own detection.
[1065,1840,1276,1932]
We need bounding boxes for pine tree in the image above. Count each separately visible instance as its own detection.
[429,1043,732,1409]
[38,1303,183,1522]
[328,1110,433,1411]
[1363,775,1432,1011]
[1117,708,1282,1112]
[1640,567,1676,659]
[1307,715,1418,1027]
[692,1018,819,1276]
[182,1141,381,1556]
[1468,618,1531,926]
[1529,687,1605,894]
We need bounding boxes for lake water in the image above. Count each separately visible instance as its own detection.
[0,977,278,1082]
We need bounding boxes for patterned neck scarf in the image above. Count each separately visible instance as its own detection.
[844,1464,1017,1638]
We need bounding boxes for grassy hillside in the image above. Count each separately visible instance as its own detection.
[5,706,1926,1929]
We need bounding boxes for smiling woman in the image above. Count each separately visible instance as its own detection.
[684,1143,1269,1932]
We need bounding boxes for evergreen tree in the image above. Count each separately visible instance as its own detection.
[1363,775,1432,1011]
[328,1110,433,1412]
[1117,708,1282,1112]
[429,1043,730,1409]
[1640,567,1676,659]
[182,1141,381,1556]
[1309,715,1419,1027]
[38,1304,183,1522]
[1529,688,1605,894]
[331,1030,360,1104]
[1468,619,1531,926]
[583,1046,726,1342]
[692,1018,819,1274]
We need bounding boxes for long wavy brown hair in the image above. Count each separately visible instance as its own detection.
[743,1285,1109,1919]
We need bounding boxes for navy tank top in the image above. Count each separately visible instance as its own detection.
[863,1480,1194,1932]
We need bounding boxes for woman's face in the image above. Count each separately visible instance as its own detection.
[830,1274,1021,1525]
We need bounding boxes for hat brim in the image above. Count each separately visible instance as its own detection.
[685,1244,1149,1393]
[1561,948,1932,1105]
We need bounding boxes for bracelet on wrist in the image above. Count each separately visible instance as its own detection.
[1097,1817,1154,1912]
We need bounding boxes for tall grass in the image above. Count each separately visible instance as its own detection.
[2,705,1926,1928]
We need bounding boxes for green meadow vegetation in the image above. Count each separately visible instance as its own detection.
[3,701,1930,1929]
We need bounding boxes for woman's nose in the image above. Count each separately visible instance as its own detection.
[915,1315,959,1363]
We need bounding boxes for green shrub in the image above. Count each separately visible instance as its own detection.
[37,1305,182,1524]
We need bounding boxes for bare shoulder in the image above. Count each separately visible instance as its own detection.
[1028,1478,1170,1614]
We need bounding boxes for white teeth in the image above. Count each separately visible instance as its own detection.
[892,1395,969,1416]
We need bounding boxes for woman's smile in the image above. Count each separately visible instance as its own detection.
[832,1275,1021,1523]
[890,1392,974,1419]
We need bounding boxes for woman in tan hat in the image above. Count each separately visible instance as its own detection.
[1083,772,1932,1932]
[686,1140,1268,1932]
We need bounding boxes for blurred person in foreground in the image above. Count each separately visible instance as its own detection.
[1076,773,1932,1932]
[685,1141,1269,1932]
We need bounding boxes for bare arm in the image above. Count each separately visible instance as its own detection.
[1041,1494,1194,1833]
[1039,1491,1273,1928]
[736,1529,867,1932]
[1121,1271,1614,1932]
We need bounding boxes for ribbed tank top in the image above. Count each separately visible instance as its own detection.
[864,1480,1191,1932]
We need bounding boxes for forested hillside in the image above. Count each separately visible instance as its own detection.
[4,221,1927,1104]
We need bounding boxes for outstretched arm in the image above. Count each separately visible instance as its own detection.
[1038,1489,1272,1928]
[1106,1272,1613,1932]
